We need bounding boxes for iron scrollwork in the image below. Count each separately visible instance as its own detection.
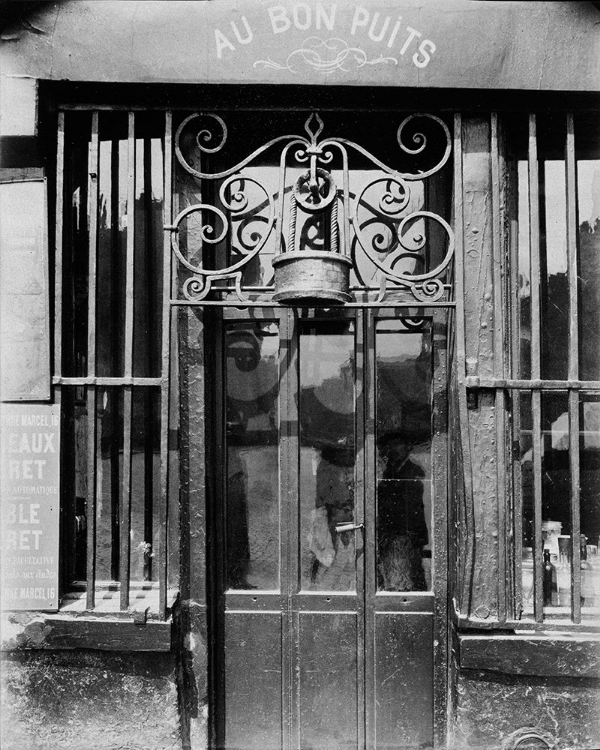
[168,111,454,304]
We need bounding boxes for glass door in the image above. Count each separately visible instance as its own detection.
[210,307,445,750]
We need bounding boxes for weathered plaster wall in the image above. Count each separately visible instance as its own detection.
[452,670,600,750]
[1,650,181,750]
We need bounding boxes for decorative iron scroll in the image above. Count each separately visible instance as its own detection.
[168,111,454,304]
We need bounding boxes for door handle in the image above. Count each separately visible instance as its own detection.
[335,522,364,533]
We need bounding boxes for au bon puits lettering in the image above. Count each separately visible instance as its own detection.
[214,3,436,68]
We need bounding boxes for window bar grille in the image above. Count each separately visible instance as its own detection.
[85,112,100,608]
[565,114,582,623]
[120,112,136,610]
[492,113,508,623]
[528,114,544,622]
[55,113,67,592]
[158,111,173,618]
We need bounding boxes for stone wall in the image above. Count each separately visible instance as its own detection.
[452,669,600,750]
[1,650,181,750]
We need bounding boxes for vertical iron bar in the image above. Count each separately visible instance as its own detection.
[55,115,67,595]
[158,111,173,618]
[55,112,65,377]
[491,113,508,624]
[124,112,136,377]
[566,114,579,385]
[528,115,544,622]
[566,114,581,622]
[85,112,100,608]
[88,112,99,380]
[119,112,136,609]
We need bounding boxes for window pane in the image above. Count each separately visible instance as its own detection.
[517,158,532,379]
[62,113,92,377]
[130,388,161,582]
[299,320,356,592]
[60,387,89,586]
[225,321,279,590]
[541,392,570,615]
[97,113,128,377]
[376,319,432,592]
[518,391,534,616]
[133,115,164,377]
[576,113,600,381]
[539,117,569,381]
[95,387,123,582]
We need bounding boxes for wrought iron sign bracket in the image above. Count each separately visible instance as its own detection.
[167,111,455,307]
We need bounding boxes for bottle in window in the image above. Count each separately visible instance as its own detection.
[543,549,558,606]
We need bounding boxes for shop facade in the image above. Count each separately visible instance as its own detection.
[1,2,599,749]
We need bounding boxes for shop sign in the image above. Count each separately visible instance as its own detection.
[1,403,60,611]
[214,3,436,73]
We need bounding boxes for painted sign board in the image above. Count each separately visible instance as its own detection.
[1,403,60,611]
[0,0,599,92]
[0,174,51,401]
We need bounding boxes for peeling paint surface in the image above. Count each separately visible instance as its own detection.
[1,651,181,750]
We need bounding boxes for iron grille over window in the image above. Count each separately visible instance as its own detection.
[507,112,600,625]
[56,111,177,618]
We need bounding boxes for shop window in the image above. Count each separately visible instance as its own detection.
[509,112,600,625]
[56,111,177,617]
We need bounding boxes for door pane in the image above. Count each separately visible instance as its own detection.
[299,320,356,592]
[225,321,279,590]
[376,319,432,592]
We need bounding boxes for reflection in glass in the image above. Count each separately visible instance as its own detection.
[225,321,279,590]
[375,320,432,592]
[300,321,356,592]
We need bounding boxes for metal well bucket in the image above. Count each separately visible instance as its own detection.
[272,251,352,304]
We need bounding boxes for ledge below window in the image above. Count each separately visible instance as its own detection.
[459,632,600,678]
[1,586,179,653]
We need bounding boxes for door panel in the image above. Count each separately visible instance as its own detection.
[297,611,359,750]
[374,613,433,750]
[224,611,284,750]
[213,308,443,750]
